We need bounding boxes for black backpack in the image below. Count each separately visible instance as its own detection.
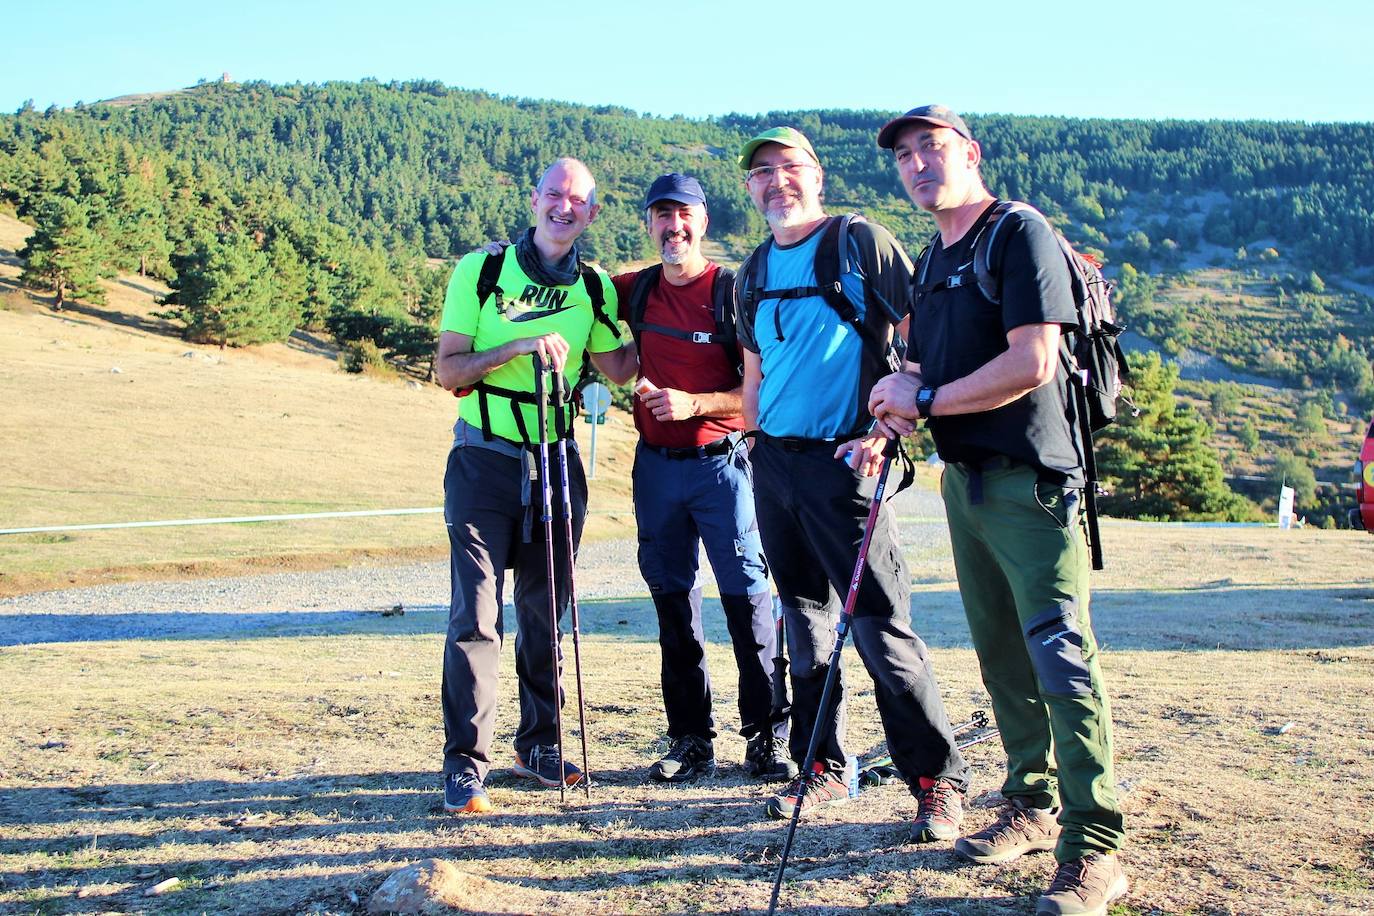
[462,246,620,444]
[625,264,742,377]
[914,201,1133,569]
[738,214,908,429]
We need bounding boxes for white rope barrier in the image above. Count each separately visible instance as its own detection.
[0,507,443,535]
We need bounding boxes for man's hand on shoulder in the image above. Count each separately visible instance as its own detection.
[474,239,512,257]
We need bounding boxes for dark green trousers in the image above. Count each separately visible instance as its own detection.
[942,460,1124,859]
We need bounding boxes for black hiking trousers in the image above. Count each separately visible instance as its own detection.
[750,435,970,793]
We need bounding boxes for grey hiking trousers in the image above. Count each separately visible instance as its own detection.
[440,436,586,780]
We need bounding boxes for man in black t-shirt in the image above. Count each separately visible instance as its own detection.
[868,105,1128,916]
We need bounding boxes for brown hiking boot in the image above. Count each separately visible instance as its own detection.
[954,796,1060,864]
[764,764,849,819]
[1036,852,1129,916]
[910,777,964,842]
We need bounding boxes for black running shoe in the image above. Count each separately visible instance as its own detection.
[648,735,717,783]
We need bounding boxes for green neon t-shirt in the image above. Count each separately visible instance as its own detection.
[441,250,622,442]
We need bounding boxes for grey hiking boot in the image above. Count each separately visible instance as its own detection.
[1036,852,1129,915]
[649,735,716,783]
[954,796,1060,864]
[910,776,964,842]
[745,732,799,780]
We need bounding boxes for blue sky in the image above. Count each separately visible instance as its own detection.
[5,0,1369,122]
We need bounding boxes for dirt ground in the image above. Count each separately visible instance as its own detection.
[2,526,1372,915]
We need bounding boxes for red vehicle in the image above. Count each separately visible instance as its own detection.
[1355,420,1374,531]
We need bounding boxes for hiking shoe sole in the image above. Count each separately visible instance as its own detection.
[1035,871,1128,916]
[443,794,493,814]
[911,820,962,843]
[955,834,1058,865]
[648,759,718,784]
[764,793,848,820]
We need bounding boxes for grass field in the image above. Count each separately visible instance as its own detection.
[3,213,1373,914]
[0,213,638,597]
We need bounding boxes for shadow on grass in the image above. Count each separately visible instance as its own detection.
[36,295,182,339]
[6,588,1374,652]
[0,767,990,914]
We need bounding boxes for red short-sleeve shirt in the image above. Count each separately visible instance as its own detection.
[612,263,744,449]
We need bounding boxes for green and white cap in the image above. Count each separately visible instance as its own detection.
[738,126,819,170]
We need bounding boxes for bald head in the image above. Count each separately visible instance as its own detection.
[529,157,602,260]
[536,157,597,207]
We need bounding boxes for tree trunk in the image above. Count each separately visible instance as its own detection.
[53,282,65,311]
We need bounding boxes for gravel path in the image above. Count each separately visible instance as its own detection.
[1,488,948,646]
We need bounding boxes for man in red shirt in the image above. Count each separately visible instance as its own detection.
[611,173,793,784]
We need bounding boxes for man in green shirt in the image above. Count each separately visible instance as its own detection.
[434,157,636,814]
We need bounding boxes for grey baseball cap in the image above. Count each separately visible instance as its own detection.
[877,104,974,149]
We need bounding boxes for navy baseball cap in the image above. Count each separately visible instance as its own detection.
[644,173,707,209]
[877,104,974,149]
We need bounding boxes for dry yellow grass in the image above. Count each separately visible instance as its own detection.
[0,213,637,596]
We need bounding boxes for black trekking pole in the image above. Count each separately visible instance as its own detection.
[954,709,988,736]
[550,372,592,798]
[532,354,567,803]
[769,595,790,724]
[858,711,990,787]
[767,439,897,916]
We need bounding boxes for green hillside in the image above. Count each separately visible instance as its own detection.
[2,80,1371,524]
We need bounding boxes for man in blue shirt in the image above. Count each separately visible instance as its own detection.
[736,127,969,842]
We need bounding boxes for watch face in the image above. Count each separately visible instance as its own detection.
[917,387,936,417]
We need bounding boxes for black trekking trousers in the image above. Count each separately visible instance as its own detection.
[751,436,970,793]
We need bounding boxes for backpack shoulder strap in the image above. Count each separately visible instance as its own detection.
[626,264,663,350]
[578,261,619,338]
[476,247,507,308]
[972,200,1046,305]
[814,214,861,332]
[711,265,743,376]
[737,240,771,337]
[913,235,938,293]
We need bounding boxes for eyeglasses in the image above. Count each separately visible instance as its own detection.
[744,161,818,183]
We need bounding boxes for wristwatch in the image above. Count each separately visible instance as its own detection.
[915,385,938,419]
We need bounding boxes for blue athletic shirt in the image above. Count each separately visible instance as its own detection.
[738,218,913,439]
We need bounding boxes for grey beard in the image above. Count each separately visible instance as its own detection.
[660,235,691,265]
[766,203,816,231]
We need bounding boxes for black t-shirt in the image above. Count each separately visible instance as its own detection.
[908,201,1083,486]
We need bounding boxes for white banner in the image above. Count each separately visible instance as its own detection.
[1277,485,1295,529]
